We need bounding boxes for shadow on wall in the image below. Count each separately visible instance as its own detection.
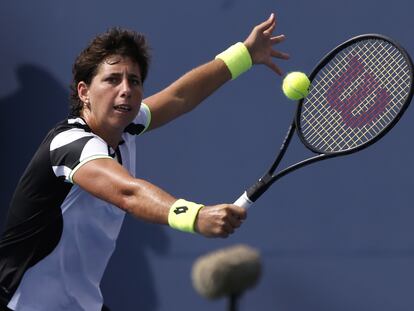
[0,63,68,229]
[0,64,170,310]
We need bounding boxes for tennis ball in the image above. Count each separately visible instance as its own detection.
[282,71,310,100]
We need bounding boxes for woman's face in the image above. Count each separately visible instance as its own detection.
[79,55,143,132]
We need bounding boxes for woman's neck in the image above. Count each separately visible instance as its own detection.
[81,112,122,149]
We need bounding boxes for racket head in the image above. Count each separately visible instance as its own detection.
[296,34,414,155]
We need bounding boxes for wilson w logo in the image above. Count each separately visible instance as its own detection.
[326,56,390,128]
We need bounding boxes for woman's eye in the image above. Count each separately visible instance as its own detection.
[130,79,141,86]
[106,77,119,84]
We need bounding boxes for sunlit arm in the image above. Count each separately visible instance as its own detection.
[72,158,176,224]
[72,158,247,237]
[144,59,230,130]
[143,13,289,131]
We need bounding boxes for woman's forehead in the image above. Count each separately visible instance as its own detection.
[97,55,141,75]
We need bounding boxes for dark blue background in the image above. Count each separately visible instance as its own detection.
[1,1,414,310]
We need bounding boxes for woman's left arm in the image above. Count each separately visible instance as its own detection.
[143,13,289,131]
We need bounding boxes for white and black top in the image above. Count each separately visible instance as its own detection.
[0,104,151,311]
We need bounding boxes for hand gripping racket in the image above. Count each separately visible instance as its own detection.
[235,34,414,209]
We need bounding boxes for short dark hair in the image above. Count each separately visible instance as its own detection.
[69,28,151,116]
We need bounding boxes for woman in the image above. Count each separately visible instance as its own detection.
[0,13,289,311]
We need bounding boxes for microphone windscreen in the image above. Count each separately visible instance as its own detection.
[191,244,261,299]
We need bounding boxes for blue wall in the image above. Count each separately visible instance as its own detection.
[1,1,414,310]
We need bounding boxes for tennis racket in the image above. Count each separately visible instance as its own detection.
[234,34,414,209]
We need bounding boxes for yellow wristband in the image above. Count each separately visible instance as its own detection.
[168,199,204,233]
[215,42,252,79]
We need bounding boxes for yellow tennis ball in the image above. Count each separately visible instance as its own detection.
[282,72,310,100]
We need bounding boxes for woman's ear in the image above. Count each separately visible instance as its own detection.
[77,81,90,106]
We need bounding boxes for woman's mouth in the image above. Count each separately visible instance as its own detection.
[114,104,132,112]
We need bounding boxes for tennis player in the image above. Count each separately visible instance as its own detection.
[0,13,288,311]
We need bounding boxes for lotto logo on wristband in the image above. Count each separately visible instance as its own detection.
[173,206,188,215]
[168,199,204,233]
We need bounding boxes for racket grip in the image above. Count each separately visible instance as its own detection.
[234,191,253,209]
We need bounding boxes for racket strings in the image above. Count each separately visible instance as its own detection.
[302,54,369,149]
[307,56,370,148]
[307,42,408,150]
[306,51,384,147]
[300,39,412,153]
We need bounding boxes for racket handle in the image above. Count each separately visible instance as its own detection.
[234,192,253,209]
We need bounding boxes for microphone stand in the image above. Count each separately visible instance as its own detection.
[228,293,240,311]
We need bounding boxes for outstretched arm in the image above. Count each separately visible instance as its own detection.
[144,13,289,130]
[73,158,247,238]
